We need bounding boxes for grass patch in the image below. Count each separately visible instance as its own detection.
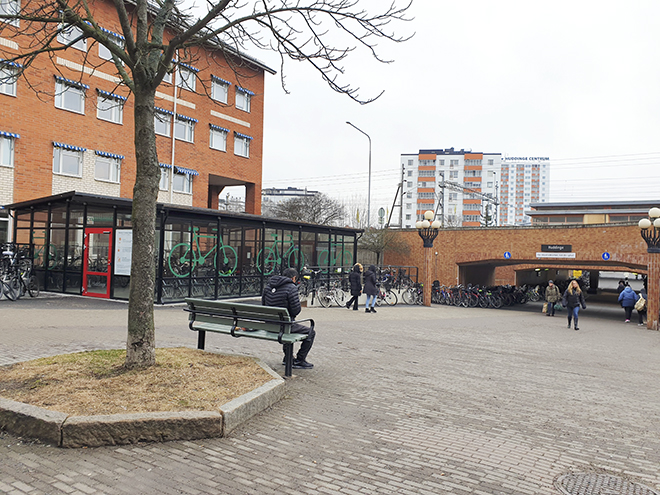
[0,348,273,416]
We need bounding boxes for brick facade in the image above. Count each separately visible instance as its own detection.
[0,0,272,213]
[384,224,650,288]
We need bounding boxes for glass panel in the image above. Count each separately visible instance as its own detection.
[15,212,31,229]
[85,274,108,295]
[316,233,330,268]
[300,231,315,270]
[49,229,66,271]
[86,208,114,227]
[69,207,85,227]
[46,270,64,292]
[240,227,259,276]
[164,219,191,278]
[260,228,280,275]
[50,206,68,228]
[117,212,132,228]
[67,229,84,271]
[87,232,110,273]
[65,273,82,294]
[112,275,130,299]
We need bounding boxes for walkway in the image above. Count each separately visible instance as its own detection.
[2,295,660,495]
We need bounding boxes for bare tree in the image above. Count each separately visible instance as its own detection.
[358,226,408,265]
[264,193,345,226]
[0,0,412,368]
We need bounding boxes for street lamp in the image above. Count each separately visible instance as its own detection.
[415,210,441,306]
[638,207,660,330]
[346,121,371,227]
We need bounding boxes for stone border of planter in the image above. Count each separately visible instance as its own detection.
[0,359,285,448]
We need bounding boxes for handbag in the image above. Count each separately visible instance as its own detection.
[635,296,646,311]
[542,302,548,313]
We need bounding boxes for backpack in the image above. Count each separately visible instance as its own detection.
[635,296,646,311]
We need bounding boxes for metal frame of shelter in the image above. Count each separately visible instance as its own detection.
[3,191,361,303]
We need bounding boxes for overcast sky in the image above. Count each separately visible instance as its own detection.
[244,1,660,214]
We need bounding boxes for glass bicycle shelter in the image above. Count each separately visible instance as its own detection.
[3,191,360,303]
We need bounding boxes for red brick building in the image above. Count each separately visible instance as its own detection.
[0,0,274,241]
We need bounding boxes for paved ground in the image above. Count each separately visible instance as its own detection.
[1,294,660,495]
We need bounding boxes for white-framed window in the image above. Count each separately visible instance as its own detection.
[97,90,124,124]
[162,70,172,84]
[449,171,459,179]
[234,132,251,157]
[177,65,197,92]
[0,0,20,26]
[0,132,17,167]
[405,214,411,220]
[439,160,445,166]
[450,159,459,167]
[159,166,170,190]
[487,182,493,188]
[406,192,412,198]
[210,125,228,152]
[235,87,252,112]
[53,145,84,177]
[173,172,192,194]
[405,203,412,210]
[407,170,413,176]
[98,32,125,62]
[154,108,172,137]
[94,152,121,183]
[0,62,19,96]
[55,78,87,114]
[211,76,230,103]
[57,24,87,51]
[174,115,196,142]
[449,193,458,201]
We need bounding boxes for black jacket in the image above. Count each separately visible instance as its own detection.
[363,265,379,296]
[348,268,362,296]
[562,288,586,310]
[262,275,301,319]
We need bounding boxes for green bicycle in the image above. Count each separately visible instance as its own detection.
[257,233,305,275]
[167,227,237,278]
[317,241,352,269]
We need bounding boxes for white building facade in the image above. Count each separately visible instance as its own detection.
[400,149,550,228]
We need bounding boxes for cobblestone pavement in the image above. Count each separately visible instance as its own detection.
[2,295,660,495]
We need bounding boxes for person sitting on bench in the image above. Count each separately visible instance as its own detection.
[262,268,316,369]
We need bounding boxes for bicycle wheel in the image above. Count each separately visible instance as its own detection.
[168,243,193,278]
[27,275,40,298]
[287,249,305,270]
[2,278,18,301]
[384,290,398,306]
[478,295,489,308]
[216,245,238,276]
[402,288,415,305]
[257,248,278,275]
[332,288,346,306]
[317,287,331,308]
[490,295,503,309]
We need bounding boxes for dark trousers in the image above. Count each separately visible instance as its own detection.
[624,306,633,320]
[285,323,315,362]
[346,295,359,310]
[547,301,556,316]
[639,309,647,324]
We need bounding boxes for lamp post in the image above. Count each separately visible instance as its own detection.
[415,210,441,307]
[639,207,660,330]
[346,121,371,227]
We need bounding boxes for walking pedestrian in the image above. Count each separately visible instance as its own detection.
[616,280,626,294]
[562,279,586,331]
[637,287,647,326]
[544,280,561,317]
[345,263,363,311]
[363,265,379,313]
[617,285,638,323]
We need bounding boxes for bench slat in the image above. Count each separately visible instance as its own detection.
[191,322,307,343]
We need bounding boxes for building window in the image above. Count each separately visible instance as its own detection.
[174,115,196,142]
[154,107,172,137]
[55,77,87,114]
[97,89,125,124]
[53,144,85,177]
[419,170,435,177]
[234,132,252,157]
[210,125,228,152]
[488,159,494,165]
[407,170,413,176]
[236,86,253,112]
[0,62,19,96]
[0,132,17,167]
[162,70,172,84]
[487,182,493,188]
[406,192,412,198]
[405,203,412,210]
[0,0,19,26]
[159,166,170,190]
[407,160,413,166]
[173,173,192,194]
[211,76,230,103]
[98,32,125,61]
[57,24,87,51]
[439,160,444,166]
[94,151,122,183]
[448,193,458,201]
[450,160,459,167]
[405,214,411,220]
[177,64,197,92]
[449,171,458,179]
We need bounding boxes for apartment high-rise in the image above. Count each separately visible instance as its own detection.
[400,149,550,228]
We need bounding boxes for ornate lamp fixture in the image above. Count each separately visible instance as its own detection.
[638,207,660,253]
[415,210,441,248]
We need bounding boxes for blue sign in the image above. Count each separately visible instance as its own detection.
[504,251,512,259]
[602,252,611,261]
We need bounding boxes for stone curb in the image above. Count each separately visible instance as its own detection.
[0,358,285,448]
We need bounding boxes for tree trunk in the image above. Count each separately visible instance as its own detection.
[125,87,160,368]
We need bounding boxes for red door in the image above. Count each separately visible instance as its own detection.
[83,228,113,298]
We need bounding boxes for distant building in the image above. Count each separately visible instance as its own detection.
[527,200,657,225]
[261,187,320,207]
[499,156,551,225]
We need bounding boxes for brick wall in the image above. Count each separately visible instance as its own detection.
[384,224,649,286]
[0,0,268,213]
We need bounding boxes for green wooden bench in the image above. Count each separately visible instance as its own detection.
[185,298,315,377]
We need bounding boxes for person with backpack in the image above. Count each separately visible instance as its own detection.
[544,280,561,317]
[617,284,639,323]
